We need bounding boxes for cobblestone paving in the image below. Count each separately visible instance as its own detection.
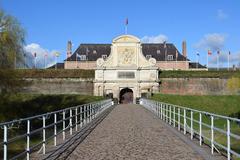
[67,104,204,160]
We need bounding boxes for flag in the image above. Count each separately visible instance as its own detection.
[208,50,212,55]
[44,53,48,57]
[33,52,37,57]
[125,18,128,25]
[217,51,220,55]
[229,51,231,55]
[197,52,200,56]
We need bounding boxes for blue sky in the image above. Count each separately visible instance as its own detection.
[1,0,240,68]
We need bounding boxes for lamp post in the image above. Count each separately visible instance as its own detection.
[196,52,200,69]
[55,52,60,69]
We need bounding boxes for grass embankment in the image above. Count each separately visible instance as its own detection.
[16,69,95,78]
[159,70,240,78]
[0,94,103,122]
[151,94,240,159]
[151,94,240,117]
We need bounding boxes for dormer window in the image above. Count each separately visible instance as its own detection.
[157,50,161,54]
[80,55,86,61]
[102,55,107,60]
[146,55,152,60]
[167,55,173,61]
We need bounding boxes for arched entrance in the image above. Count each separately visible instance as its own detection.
[119,88,133,104]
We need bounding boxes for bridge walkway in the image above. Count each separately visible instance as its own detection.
[63,104,223,160]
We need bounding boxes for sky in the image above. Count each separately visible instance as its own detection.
[1,0,240,68]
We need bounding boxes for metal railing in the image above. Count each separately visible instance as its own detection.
[0,99,114,160]
[140,98,240,160]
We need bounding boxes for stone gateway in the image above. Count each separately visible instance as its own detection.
[94,35,159,103]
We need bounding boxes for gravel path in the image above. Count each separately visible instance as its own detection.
[67,104,204,160]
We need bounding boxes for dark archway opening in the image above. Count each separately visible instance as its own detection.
[119,88,133,104]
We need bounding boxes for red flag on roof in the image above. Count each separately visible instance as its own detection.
[208,50,212,55]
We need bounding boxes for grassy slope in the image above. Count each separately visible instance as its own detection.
[151,94,240,117]
[159,71,240,78]
[0,94,104,122]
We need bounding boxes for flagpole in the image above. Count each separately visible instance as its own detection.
[228,51,230,71]
[207,53,208,69]
[217,52,219,71]
[55,55,57,70]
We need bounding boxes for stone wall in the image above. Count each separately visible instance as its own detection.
[160,78,240,95]
[156,61,189,70]
[22,78,94,95]
[20,77,240,96]
[64,61,96,69]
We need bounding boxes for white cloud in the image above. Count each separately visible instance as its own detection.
[194,33,227,52]
[141,34,168,43]
[217,9,228,20]
[24,43,58,68]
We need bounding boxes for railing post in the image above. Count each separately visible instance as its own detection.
[80,106,83,128]
[54,113,57,146]
[169,105,172,125]
[164,104,167,122]
[75,108,78,131]
[70,109,73,135]
[63,111,65,140]
[173,106,176,127]
[42,116,46,154]
[184,109,186,135]
[160,103,163,120]
[199,113,202,146]
[84,105,87,125]
[90,104,92,122]
[27,120,30,160]
[211,116,214,155]
[191,111,193,140]
[178,108,180,131]
[227,119,231,160]
[3,125,7,160]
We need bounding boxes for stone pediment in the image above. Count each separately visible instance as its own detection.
[113,35,140,43]
[96,34,157,69]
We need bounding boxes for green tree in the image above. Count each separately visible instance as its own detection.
[0,9,25,68]
[0,9,26,94]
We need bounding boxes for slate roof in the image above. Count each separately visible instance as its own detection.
[189,62,207,69]
[47,63,64,69]
[66,43,188,62]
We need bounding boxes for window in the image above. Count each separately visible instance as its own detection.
[118,72,135,79]
[102,54,107,60]
[167,55,173,61]
[157,50,161,54]
[93,50,97,54]
[146,55,152,60]
[80,55,86,61]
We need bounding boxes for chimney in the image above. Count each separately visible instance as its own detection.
[182,40,187,57]
[67,41,72,58]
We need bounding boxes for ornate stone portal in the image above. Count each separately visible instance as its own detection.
[94,35,159,102]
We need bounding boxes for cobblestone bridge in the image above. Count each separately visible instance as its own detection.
[55,104,223,160]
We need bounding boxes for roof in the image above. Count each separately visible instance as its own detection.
[47,63,64,69]
[189,62,207,69]
[66,43,188,62]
